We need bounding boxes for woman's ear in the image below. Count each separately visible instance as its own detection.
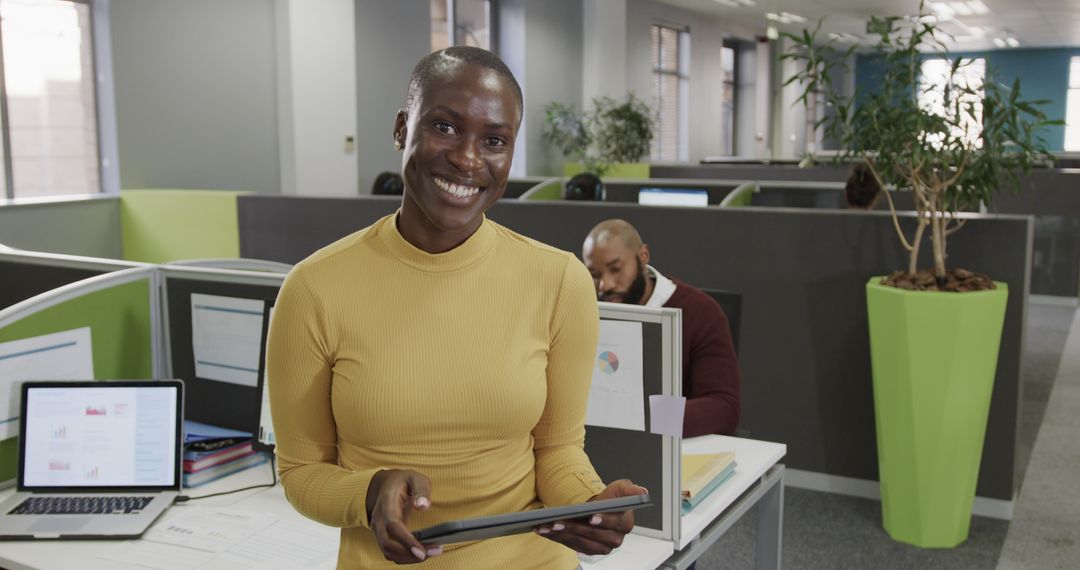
[639,244,651,266]
[394,110,408,150]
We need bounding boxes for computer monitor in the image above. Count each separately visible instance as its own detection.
[638,187,709,207]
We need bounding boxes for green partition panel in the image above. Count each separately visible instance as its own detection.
[520,179,565,200]
[564,161,650,179]
[121,190,248,263]
[0,279,154,482]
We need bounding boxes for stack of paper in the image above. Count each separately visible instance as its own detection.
[681,451,736,514]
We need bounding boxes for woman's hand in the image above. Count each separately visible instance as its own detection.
[534,479,648,555]
[366,469,442,563]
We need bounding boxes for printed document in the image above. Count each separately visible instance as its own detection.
[0,327,93,439]
[191,294,264,387]
[586,320,645,431]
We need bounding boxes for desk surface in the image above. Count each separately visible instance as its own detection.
[580,434,785,569]
[1,435,785,570]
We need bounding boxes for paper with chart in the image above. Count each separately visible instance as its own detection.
[99,507,338,570]
[191,293,264,387]
[0,327,94,439]
[143,508,278,553]
[586,320,646,431]
[214,517,339,569]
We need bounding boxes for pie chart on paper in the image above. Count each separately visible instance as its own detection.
[597,351,620,373]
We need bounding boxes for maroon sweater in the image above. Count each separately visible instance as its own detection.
[663,276,742,437]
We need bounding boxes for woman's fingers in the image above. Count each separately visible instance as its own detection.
[370,469,440,564]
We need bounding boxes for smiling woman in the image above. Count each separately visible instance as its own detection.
[266,47,646,570]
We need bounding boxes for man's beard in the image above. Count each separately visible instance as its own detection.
[600,258,648,305]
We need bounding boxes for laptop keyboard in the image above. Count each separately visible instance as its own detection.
[9,496,154,515]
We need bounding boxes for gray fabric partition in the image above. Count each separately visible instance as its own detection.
[655,164,1079,297]
[237,195,1031,501]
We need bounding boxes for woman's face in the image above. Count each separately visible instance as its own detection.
[395,63,521,243]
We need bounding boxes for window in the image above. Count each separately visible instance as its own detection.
[431,0,494,53]
[720,44,735,156]
[918,57,985,148]
[0,0,102,199]
[1065,57,1080,151]
[430,0,449,52]
[651,24,689,162]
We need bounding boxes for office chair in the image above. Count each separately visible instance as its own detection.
[563,172,605,201]
[702,288,742,356]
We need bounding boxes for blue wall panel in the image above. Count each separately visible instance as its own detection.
[855,48,1080,151]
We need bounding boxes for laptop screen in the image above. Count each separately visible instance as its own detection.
[20,382,181,490]
[638,187,709,207]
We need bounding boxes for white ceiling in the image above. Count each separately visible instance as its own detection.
[654,0,1080,51]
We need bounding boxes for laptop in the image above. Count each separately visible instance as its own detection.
[0,380,183,540]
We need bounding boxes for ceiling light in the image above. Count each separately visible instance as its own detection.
[765,12,779,21]
[734,0,757,6]
[992,38,1007,48]
[967,1,990,15]
[1005,37,1019,48]
[713,0,739,6]
[928,2,955,19]
[780,12,806,24]
[951,3,973,16]
[766,25,779,40]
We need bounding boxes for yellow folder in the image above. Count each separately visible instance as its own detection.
[681,451,736,499]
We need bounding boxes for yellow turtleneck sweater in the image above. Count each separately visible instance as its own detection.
[267,213,605,569]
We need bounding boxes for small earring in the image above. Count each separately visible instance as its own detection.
[394,138,403,151]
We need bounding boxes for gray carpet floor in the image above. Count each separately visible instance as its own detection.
[692,301,1076,569]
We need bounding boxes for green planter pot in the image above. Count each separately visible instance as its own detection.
[866,278,1008,547]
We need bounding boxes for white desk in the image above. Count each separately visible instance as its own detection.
[1,435,784,570]
[582,435,787,570]
[0,464,334,570]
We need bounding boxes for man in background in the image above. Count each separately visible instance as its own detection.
[582,219,741,437]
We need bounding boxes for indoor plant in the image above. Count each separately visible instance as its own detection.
[782,4,1059,548]
[543,94,654,178]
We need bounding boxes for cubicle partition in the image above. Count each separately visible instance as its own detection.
[600,179,744,205]
[0,249,145,310]
[657,164,1080,297]
[236,195,1031,507]
[652,163,851,183]
[160,266,284,432]
[590,303,682,542]
[0,267,161,483]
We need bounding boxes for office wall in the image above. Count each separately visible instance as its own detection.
[624,0,757,163]
[0,198,121,258]
[354,0,429,195]
[855,48,1080,152]
[514,0,585,176]
[109,0,280,193]
[276,0,358,197]
[582,0,628,104]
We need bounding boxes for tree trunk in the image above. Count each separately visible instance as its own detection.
[931,196,947,280]
[909,218,926,276]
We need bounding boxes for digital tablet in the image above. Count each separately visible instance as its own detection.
[412,494,651,545]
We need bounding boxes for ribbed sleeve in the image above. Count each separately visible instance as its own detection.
[267,266,383,528]
[534,257,606,505]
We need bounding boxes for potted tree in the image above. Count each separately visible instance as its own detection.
[782,5,1059,548]
[543,94,655,179]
